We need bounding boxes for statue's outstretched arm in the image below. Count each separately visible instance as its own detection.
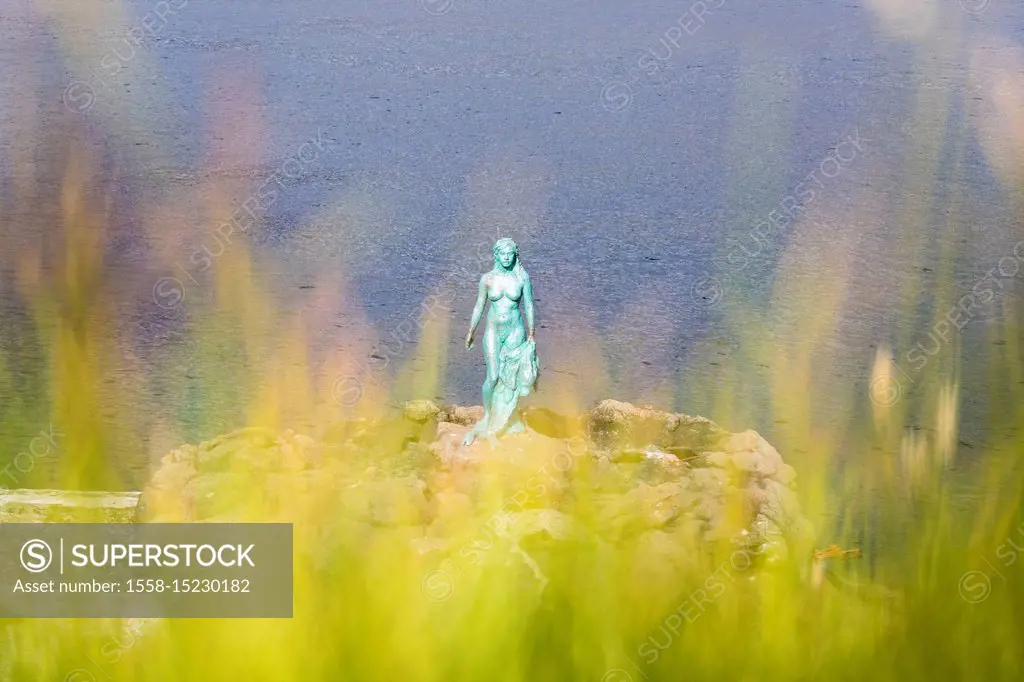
[465,274,487,349]
[522,270,535,340]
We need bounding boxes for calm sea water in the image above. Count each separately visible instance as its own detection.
[1,0,1022,497]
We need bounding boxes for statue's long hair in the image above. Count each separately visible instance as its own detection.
[493,237,526,280]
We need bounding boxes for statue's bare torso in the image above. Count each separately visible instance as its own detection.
[485,271,524,336]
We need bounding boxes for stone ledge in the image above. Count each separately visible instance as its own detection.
[0,489,140,523]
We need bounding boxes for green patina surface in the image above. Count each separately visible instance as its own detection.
[462,238,539,445]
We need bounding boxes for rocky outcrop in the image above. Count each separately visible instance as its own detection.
[138,400,812,595]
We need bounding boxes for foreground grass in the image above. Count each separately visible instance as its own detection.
[1,421,1021,682]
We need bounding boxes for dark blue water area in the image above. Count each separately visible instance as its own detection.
[1,0,1023,497]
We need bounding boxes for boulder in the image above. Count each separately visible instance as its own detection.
[137,428,331,523]
[403,399,442,423]
[588,399,729,452]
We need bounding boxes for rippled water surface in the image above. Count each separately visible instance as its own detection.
[1,0,1023,495]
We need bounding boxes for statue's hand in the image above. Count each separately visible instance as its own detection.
[465,331,475,349]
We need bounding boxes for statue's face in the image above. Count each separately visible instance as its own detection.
[496,245,516,269]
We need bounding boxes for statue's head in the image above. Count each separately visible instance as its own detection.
[493,237,518,270]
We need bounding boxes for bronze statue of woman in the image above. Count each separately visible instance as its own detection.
[462,237,539,445]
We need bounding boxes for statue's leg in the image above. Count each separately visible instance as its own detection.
[481,325,500,427]
[463,325,500,446]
